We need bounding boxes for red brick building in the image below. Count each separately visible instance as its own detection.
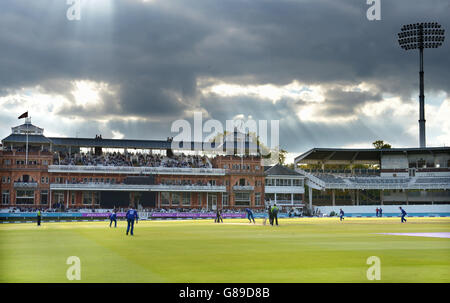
[1,119,304,210]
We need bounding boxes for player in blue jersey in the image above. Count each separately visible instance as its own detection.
[339,208,345,221]
[109,210,117,228]
[126,206,139,236]
[245,208,255,224]
[399,207,407,223]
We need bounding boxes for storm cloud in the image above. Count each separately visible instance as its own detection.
[0,0,449,161]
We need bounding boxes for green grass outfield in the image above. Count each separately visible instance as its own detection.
[1,217,449,283]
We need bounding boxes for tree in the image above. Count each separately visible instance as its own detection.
[278,148,288,165]
[372,140,392,149]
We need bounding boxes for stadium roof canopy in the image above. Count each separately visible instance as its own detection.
[2,134,258,152]
[294,147,450,165]
[2,121,261,153]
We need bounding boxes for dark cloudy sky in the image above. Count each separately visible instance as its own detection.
[1,0,449,162]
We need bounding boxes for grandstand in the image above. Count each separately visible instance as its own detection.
[295,147,450,208]
[3,118,448,214]
[0,119,304,211]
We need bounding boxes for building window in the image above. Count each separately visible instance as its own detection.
[82,192,92,205]
[1,176,5,183]
[172,193,181,206]
[16,190,35,205]
[235,192,250,206]
[2,190,10,205]
[255,193,261,206]
[93,192,100,205]
[71,192,76,205]
[4,159,11,165]
[161,192,170,206]
[40,190,48,204]
[222,193,229,206]
[182,192,191,206]
[41,177,45,184]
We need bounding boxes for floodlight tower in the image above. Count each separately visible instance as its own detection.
[398,22,445,148]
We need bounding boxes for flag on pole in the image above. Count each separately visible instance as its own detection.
[18,111,28,119]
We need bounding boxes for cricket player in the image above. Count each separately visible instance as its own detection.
[399,207,407,223]
[271,204,279,226]
[245,208,255,224]
[215,208,223,223]
[268,205,273,226]
[37,209,42,226]
[379,208,383,217]
[109,210,117,228]
[339,208,345,221]
[126,206,139,236]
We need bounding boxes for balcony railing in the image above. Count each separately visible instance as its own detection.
[50,183,227,192]
[48,165,226,175]
[14,182,38,189]
[232,185,254,191]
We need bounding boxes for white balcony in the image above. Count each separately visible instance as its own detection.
[50,183,226,192]
[232,185,254,191]
[14,182,39,189]
[264,186,305,194]
[48,165,226,175]
[152,184,226,192]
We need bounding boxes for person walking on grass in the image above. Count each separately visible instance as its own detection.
[339,208,345,221]
[126,206,139,236]
[109,210,117,228]
[399,207,407,223]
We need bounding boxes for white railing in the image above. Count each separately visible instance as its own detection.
[49,183,227,192]
[264,186,305,194]
[48,165,226,175]
[232,185,255,191]
[152,184,227,192]
[295,168,326,188]
[14,182,38,188]
[50,183,150,191]
[297,169,450,190]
